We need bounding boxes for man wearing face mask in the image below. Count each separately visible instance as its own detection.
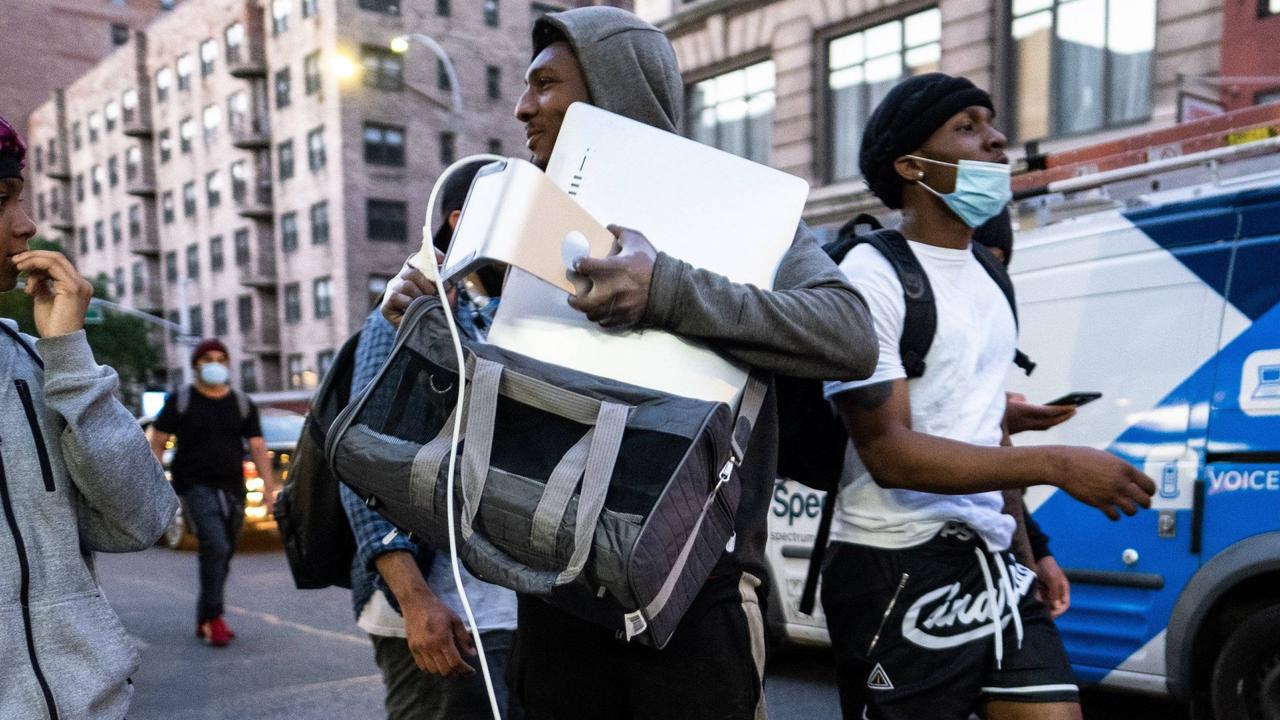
[149,339,275,647]
[818,74,1156,720]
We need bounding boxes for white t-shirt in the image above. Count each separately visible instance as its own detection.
[823,239,1017,551]
[357,557,518,638]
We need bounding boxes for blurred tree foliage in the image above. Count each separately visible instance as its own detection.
[0,238,162,409]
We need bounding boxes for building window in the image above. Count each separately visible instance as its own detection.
[47,138,57,165]
[200,39,218,77]
[310,201,329,244]
[111,213,122,245]
[212,300,228,335]
[159,129,173,163]
[1010,0,1155,141]
[361,46,404,91]
[240,360,258,393]
[186,244,200,279]
[202,104,221,145]
[281,212,299,252]
[278,140,295,180]
[94,220,105,250]
[367,199,407,242]
[284,283,302,323]
[360,0,401,13]
[88,112,101,143]
[302,0,318,18]
[363,122,405,166]
[36,193,45,221]
[313,277,333,319]
[225,23,244,64]
[71,122,82,150]
[237,294,254,330]
[436,0,449,16]
[165,251,178,282]
[122,89,138,124]
[272,0,291,35]
[440,131,455,165]
[91,165,103,196]
[162,192,175,224]
[317,350,335,377]
[227,90,248,134]
[182,181,197,217]
[287,354,305,389]
[132,262,144,294]
[487,138,502,155]
[111,23,130,46]
[114,267,125,298]
[209,235,225,272]
[234,228,251,266]
[484,0,499,27]
[155,68,172,103]
[179,117,195,153]
[105,101,120,132]
[75,174,85,202]
[206,170,222,208]
[826,8,940,181]
[486,65,501,99]
[304,51,322,95]
[189,306,204,338]
[230,160,247,201]
[177,54,193,91]
[77,228,88,256]
[689,60,775,166]
[275,68,292,108]
[129,204,142,240]
[307,127,326,171]
[125,146,140,182]
[107,155,119,187]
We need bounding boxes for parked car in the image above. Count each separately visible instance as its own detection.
[140,407,305,548]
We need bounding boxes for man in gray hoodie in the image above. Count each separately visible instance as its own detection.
[0,112,178,719]
[381,8,876,719]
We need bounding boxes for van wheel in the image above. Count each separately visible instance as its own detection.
[1210,604,1280,720]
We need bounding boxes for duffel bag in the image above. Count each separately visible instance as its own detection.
[326,296,764,649]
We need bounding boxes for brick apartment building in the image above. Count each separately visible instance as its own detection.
[634,0,1253,230]
[25,0,627,395]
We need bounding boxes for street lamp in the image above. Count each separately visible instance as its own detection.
[390,33,463,117]
[331,53,359,81]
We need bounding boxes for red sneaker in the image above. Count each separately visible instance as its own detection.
[198,617,232,647]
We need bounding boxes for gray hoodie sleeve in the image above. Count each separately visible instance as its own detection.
[36,331,178,552]
[641,222,878,380]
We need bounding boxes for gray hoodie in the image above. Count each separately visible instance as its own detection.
[0,321,177,719]
[533,8,878,587]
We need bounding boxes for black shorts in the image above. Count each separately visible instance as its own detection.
[821,523,1079,720]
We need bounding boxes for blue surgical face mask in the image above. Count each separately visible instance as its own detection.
[909,156,1012,228]
[199,362,230,386]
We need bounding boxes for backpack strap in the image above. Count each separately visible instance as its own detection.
[0,321,43,369]
[971,242,1037,376]
[855,229,937,379]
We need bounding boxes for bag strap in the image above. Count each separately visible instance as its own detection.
[855,229,936,379]
[0,322,43,369]
[971,242,1037,376]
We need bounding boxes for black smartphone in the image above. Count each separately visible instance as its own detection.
[1046,392,1102,407]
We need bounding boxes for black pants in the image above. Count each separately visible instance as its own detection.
[183,485,244,622]
[509,572,768,720]
[372,629,523,720]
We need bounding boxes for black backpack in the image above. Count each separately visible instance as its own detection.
[777,214,1035,613]
[274,331,361,589]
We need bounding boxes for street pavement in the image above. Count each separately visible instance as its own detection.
[99,542,1189,719]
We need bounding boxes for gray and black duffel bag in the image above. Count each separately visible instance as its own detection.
[326,296,764,648]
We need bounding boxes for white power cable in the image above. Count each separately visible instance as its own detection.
[413,153,506,720]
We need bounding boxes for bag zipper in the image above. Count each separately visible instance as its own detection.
[15,380,55,492]
[0,437,61,719]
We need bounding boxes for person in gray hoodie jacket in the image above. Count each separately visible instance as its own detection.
[379,8,877,719]
[0,112,179,720]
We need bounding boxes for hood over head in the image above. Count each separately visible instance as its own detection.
[532,7,682,134]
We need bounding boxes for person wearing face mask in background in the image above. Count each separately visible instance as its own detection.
[148,338,277,647]
[817,74,1155,720]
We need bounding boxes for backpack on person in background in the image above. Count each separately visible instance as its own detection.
[274,331,361,590]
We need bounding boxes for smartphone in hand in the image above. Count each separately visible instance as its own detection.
[1046,391,1102,407]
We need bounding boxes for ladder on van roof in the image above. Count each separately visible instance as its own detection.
[1012,103,1280,228]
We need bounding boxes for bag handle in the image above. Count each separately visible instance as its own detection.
[458,357,629,595]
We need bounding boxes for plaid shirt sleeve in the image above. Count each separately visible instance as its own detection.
[343,310,418,575]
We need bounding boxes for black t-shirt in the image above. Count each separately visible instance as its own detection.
[154,388,262,494]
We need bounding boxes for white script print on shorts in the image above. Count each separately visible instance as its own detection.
[901,562,1035,650]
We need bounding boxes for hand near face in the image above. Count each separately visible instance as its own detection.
[566,225,657,329]
[14,251,93,338]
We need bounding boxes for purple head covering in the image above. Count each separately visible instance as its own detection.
[0,114,28,180]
